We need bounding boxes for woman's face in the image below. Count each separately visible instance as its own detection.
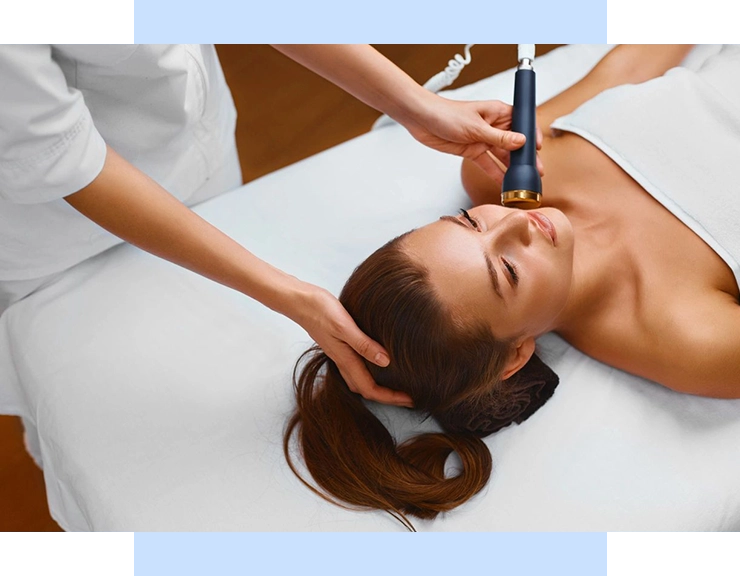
[402,205,575,340]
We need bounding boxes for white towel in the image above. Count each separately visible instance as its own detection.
[552,45,740,290]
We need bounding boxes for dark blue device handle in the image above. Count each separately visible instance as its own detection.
[502,68,541,194]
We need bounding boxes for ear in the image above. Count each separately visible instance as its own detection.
[501,337,536,381]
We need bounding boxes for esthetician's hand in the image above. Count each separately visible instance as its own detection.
[404,94,544,184]
[272,45,542,185]
[292,283,414,408]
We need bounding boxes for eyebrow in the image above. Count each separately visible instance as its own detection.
[439,216,503,299]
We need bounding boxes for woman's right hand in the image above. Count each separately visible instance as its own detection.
[290,283,414,408]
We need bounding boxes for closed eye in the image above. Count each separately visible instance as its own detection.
[502,258,519,286]
[459,208,481,230]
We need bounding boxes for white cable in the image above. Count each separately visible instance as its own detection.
[517,44,535,62]
[422,43,475,93]
[372,44,475,130]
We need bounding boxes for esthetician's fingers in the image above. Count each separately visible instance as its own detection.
[477,147,544,186]
[340,322,414,407]
[480,100,544,171]
[403,97,543,182]
[406,99,518,153]
[487,138,545,178]
[475,122,527,152]
[479,100,543,153]
[304,288,413,407]
[335,347,414,408]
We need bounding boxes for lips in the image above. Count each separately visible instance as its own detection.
[528,212,557,246]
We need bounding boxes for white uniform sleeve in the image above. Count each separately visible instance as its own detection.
[0,45,107,204]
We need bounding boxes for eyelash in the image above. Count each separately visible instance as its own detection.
[502,258,519,285]
[459,208,480,229]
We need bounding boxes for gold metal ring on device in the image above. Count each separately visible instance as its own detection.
[501,190,541,209]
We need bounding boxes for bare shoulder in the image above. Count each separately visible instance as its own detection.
[564,287,740,398]
[637,290,740,398]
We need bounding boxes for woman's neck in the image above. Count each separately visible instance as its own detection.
[550,204,638,336]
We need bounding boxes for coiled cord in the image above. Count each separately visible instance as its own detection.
[422,43,475,93]
[372,44,475,130]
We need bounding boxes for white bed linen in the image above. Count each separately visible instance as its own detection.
[2,44,740,531]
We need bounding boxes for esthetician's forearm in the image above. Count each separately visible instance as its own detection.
[271,44,433,129]
[65,146,308,318]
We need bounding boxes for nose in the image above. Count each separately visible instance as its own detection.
[488,210,532,246]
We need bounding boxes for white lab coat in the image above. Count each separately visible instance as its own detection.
[0,45,240,309]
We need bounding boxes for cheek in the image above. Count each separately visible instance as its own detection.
[528,253,571,311]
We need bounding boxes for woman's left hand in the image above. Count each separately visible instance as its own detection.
[404,95,544,186]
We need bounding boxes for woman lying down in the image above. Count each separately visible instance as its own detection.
[284,45,740,529]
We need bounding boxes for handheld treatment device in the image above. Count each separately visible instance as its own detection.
[501,44,542,209]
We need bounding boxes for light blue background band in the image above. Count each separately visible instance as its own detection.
[0,0,738,43]
[0,533,740,576]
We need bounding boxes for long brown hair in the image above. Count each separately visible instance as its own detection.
[284,233,558,530]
